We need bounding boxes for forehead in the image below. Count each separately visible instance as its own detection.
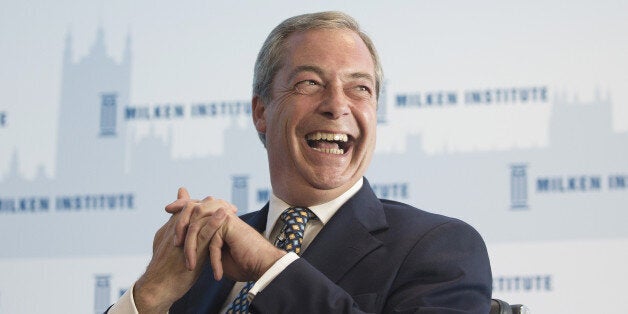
[279,28,376,79]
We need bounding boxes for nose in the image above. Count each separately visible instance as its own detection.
[318,84,351,119]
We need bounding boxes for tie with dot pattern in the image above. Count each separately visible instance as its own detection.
[225,207,316,313]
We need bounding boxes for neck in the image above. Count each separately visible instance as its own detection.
[272,177,363,207]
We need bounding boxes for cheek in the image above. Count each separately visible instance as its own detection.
[267,107,295,146]
[355,105,377,130]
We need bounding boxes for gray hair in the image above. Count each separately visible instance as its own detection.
[253,11,384,146]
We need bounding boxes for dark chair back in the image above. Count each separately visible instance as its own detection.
[490,298,530,314]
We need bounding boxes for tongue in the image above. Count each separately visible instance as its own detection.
[311,140,340,150]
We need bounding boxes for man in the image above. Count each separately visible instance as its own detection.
[109,11,492,313]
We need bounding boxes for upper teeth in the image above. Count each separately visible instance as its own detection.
[306,132,348,142]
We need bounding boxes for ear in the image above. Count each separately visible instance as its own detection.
[252,95,267,133]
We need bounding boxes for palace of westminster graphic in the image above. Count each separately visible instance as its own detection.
[1,27,626,258]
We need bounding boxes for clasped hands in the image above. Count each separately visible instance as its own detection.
[134,188,286,313]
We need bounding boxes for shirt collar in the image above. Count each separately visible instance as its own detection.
[264,177,364,239]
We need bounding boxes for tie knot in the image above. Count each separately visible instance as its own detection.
[280,207,316,225]
[275,207,316,255]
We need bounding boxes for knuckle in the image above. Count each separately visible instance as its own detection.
[210,214,226,228]
[191,204,203,219]
[184,201,195,213]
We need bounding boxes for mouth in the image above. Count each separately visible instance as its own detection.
[306,131,351,155]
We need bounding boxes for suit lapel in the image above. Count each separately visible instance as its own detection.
[302,179,388,283]
[243,203,270,233]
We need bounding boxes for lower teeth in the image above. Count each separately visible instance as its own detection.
[312,147,344,154]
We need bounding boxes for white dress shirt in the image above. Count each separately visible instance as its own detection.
[109,178,363,314]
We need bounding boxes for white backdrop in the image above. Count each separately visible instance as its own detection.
[1,1,627,313]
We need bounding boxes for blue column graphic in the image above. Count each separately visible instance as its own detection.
[100,93,117,136]
[510,164,528,209]
[94,274,111,314]
[231,175,249,213]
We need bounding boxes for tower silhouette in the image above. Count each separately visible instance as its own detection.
[55,27,131,181]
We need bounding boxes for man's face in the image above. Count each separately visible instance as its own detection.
[253,28,378,206]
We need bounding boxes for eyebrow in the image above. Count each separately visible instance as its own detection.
[287,65,324,83]
[348,72,375,84]
[287,65,375,85]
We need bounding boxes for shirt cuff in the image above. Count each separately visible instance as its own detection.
[248,252,299,298]
[106,283,139,314]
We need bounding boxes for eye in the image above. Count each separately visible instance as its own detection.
[346,84,373,100]
[294,80,324,95]
[356,85,371,93]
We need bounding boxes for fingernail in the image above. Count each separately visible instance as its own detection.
[173,234,178,245]
[215,209,225,219]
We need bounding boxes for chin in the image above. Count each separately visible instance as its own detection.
[306,172,355,191]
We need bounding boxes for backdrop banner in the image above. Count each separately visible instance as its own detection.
[1,1,626,313]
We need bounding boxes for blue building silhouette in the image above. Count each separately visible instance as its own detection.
[56,27,131,181]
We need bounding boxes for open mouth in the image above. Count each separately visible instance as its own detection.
[306,132,351,155]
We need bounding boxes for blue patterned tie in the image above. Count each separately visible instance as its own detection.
[226,207,316,313]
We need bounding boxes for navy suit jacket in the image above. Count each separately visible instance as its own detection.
[170,179,492,313]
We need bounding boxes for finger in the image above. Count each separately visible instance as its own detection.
[200,196,215,205]
[164,187,193,214]
[165,198,199,214]
[174,201,198,246]
[184,202,222,269]
[209,241,223,280]
[178,197,229,246]
[189,197,217,222]
[184,217,204,270]
[188,208,228,271]
[178,187,191,200]
[177,198,219,245]
[164,188,192,214]
[209,218,226,280]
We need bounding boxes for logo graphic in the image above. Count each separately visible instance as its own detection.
[94,274,111,314]
[231,175,249,212]
[372,182,409,199]
[100,93,118,136]
[609,174,627,190]
[510,164,528,210]
[493,274,553,293]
